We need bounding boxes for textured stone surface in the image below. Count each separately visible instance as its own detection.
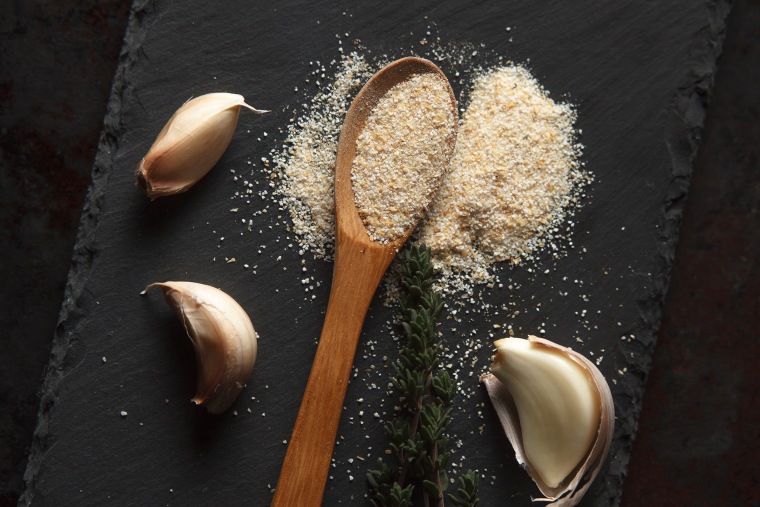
[0,2,757,505]
[0,2,129,504]
[621,2,760,504]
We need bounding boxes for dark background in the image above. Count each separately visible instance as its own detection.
[0,1,757,506]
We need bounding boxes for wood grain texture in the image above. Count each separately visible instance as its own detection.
[272,58,457,506]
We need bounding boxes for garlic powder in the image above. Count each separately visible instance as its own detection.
[421,66,586,287]
[352,72,455,243]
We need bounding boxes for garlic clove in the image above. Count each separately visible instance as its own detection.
[491,337,599,488]
[145,281,258,414]
[136,93,267,199]
[480,336,614,506]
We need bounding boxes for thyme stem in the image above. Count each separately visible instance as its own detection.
[366,245,479,507]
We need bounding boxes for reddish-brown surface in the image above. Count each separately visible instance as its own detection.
[621,2,760,504]
[0,2,130,504]
[0,1,757,506]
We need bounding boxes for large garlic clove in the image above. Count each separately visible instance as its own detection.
[480,336,614,506]
[145,281,258,414]
[136,93,267,199]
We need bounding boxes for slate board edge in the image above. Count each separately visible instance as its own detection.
[613,0,732,502]
[18,0,732,505]
[19,1,153,505]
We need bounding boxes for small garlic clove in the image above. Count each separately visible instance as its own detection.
[145,281,258,414]
[480,336,614,506]
[136,93,267,199]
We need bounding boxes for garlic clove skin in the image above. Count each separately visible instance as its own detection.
[490,337,600,488]
[136,93,267,199]
[480,336,614,506]
[145,281,258,414]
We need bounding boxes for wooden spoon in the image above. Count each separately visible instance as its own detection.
[271,57,458,507]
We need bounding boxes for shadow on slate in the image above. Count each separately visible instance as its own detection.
[20,0,729,506]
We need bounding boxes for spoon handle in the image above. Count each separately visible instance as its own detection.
[271,237,395,507]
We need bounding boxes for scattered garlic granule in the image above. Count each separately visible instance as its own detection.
[274,54,373,259]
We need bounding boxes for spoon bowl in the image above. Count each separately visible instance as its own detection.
[271,57,457,507]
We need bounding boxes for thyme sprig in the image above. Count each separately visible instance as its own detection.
[367,245,479,507]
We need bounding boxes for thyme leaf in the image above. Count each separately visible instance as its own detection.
[367,245,479,507]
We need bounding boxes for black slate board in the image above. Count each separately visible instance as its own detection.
[22,1,728,505]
